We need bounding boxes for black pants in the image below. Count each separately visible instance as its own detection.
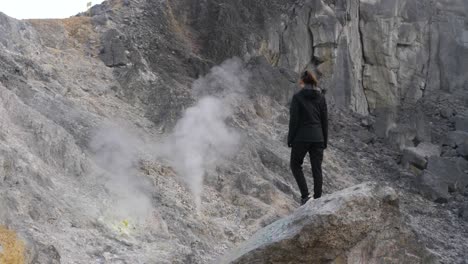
[290,142,324,199]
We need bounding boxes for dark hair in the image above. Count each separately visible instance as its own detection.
[301,70,318,86]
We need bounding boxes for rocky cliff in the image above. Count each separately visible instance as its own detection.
[0,0,467,263]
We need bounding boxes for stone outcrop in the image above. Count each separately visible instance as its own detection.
[224,182,435,264]
[100,29,129,67]
[402,142,441,170]
[455,111,468,133]
[168,0,468,126]
[445,131,468,148]
[418,157,468,202]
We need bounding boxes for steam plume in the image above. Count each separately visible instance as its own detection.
[163,57,250,210]
[90,124,152,226]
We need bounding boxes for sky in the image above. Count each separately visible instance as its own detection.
[0,0,106,20]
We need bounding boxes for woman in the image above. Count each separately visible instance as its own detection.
[287,70,328,205]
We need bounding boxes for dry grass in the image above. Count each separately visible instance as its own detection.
[28,17,99,55]
[29,17,95,46]
[165,2,186,37]
[0,226,25,264]
[164,1,197,52]
[61,17,95,45]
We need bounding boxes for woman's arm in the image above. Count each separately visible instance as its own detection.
[321,96,328,149]
[288,95,300,147]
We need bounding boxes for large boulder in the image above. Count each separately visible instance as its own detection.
[418,157,468,202]
[444,131,468,148]
[457,139,468,158]
[100,29,129,67]
[455,111,468,133]
[402,142,441,170]
[386,124,417,150]
[224,182,435,264]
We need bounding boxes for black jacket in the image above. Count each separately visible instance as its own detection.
[287,87,328,148]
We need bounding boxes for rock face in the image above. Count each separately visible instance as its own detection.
[0,0,468,263]
[225,182,435,264]
[172,0,468,117]
[100,29,129,67]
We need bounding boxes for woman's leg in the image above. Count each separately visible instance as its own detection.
[290,143,310,199]
[309,147,324,199]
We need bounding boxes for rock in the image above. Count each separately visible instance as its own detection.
[360,118,370,128]
[224,182,435,264]
[374,107,397,138]
[444,131,468,148]
[402,149,427,170]
[457,139,468,158]
[418,157,468,202]
[363,65,398,110]
[455,111,468,133]
[357,130,376,145]
[100,29,129,67]
[440,107,455,119]
[247,57,297,106]
[386,124,417,150]
[402,143,441,170]
[441,146,458,157]
[426,3,468,94]
[412,108,432,143]
[459,203,468,221]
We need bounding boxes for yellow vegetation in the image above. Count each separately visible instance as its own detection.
[29,17,95,45]
[28,17,99,55]
[165,1,200,53]
[0,226,25,264]
[61,17,95,45]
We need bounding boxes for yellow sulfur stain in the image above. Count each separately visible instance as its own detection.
[0,226,24,264]
[115,219,132,235]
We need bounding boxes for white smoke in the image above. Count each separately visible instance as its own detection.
[88,58,250,221]
[162,57,250,211]
[89,124,153,227]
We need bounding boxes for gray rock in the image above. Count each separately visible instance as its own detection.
[402,142,441,170]
[459,203,468,221]
[418,157,468,202]
[224,182,435,264]
[444,131,468,148]
[442,146,459,157]
[100,29,129,67]
[418,170,451,203]
[455,111,468,133]
[440,107,455,119]
[362,65,398,110]
[418,142,442,156]
[402,148,427,169]
[374,107,397,138]
[357,130,376,145]
[457,139,468,158]
[360,118,371,128]
[386,124,417,150]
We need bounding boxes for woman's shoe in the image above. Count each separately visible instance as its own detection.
[301,195,311,205]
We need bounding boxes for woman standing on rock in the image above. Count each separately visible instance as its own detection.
[288,70,328,205]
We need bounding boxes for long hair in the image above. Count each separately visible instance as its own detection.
[301,70,318,87]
